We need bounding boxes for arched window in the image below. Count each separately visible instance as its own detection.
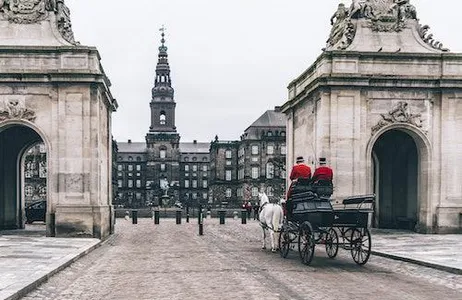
[160,112,166,125]
[159,147,167,159]
[267,131,273,136]
[266,162,274,179]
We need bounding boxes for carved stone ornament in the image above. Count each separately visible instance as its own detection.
[418,24,449,52]
[326,0,448,50]
[0,0,78,45]
[0,99,36,122]
[371,101,423,135]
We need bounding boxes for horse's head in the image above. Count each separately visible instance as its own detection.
[258,192,269,206]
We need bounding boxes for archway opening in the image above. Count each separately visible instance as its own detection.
[372,129,418,230]
[0,124,45,231]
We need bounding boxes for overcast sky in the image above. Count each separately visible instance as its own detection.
[66,0,462,143]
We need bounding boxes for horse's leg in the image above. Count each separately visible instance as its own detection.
[270,230,276,252]
[261,227,267,249]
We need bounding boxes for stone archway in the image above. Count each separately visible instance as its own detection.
[372,129,418,230]
[0,123,46,230]
[367,124,432,232]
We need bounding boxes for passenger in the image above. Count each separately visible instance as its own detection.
[286,156,312,216]
[311,157,333,183]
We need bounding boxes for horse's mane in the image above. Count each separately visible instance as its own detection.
[259,192,269,205]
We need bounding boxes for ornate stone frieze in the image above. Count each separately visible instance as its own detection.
[0,0,77,45]
[0,99,36,122]
[371,102,423,135]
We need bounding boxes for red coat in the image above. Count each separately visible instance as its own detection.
[312,166,333,182]
[289,164,312,181]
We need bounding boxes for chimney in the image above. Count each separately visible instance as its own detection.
[274,106,282,112]
[193,140,197,144]
[128,139,132,143]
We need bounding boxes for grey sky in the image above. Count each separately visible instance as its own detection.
[66,0,462,143]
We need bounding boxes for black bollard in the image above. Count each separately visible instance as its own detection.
[132,210,138,224]
[154,209,160,224]
[198,204,204,235]
[241,209,247,224]
[176,210,182,224]
[219,210,226,225]
[186,206,190,223]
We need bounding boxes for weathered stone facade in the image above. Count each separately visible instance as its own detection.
[0,1,117,238]
[282,0,462,233]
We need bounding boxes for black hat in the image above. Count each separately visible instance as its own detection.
[296,156,304,163]
[319,157,326,165]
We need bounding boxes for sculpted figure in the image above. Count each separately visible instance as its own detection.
[394,0,417,22]
[45,0,57,12]
[327,3,349,45]
[349,0,374,19]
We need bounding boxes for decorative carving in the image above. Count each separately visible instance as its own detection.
[371,102,423,134]
[0,99,36,122]
[56,0,76,44]
[418,24,449,52]
[0,0,78,45]
[327,3,350,47]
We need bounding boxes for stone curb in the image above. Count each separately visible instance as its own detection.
[5,239,107,300]
[371,251,462,275]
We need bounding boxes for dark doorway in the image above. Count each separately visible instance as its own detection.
[0,125,44,230]
[373,129,418,230]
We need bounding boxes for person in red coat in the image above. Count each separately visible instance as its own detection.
[286,156,312,208]
[312,157,333,183]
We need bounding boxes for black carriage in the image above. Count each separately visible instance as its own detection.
[279,180,375,266]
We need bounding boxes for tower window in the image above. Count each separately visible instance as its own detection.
[160,112,166,125]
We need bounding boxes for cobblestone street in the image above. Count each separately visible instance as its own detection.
[22,219,462,300]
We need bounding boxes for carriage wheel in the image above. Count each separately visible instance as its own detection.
[325,228,339,258]
[350,228,371,265]
[278,226,290,258]
[298,222,315,265]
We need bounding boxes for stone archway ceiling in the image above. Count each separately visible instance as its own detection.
[0,0,78,45]
[326,0,449,52]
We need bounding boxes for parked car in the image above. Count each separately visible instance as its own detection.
[25,200,46,224]
[174,202,183,209]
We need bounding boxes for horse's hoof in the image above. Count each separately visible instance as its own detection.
[261,246,267,250]
[271,249,277,253]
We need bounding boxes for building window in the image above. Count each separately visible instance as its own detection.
[136,193,142,200]
[251,157,259,162]
[252,187,259,197]
[118,172,123,177]
[266,162,274,179]
[128,180,133,188]
[225,150,232,159]
[226,188,232,198]
[192,157,197,161]
[267,186,273,197]
[202,180,208,188]
[251,145,259,155]
[185,165,189,172]
[128,156,133,161]
[267,131,273,137]
[136,180,141,188]
[136,165,141,171]
[136,172,141,177]
[202,165,207,172]
[192,165,197,172]
[281,145,286,155]
[192,193,197,199]
[226,160,232,166]
[136,156,142,161]
[160,149,166,159]
[160,164,166,171]
[281,131,286,137]
[267,145,274,155]
[203,193,208,200]
[192,180,197,188]
[251,167,259,179]
[160,112,166,125]
[225,170,232,181]
[128,165,133,171]
[281,170,286,179]
[117,164,123,171]
[184,180,189,188]
[118,180,123,188]
[25,185,33,197]
[184,157,189,162]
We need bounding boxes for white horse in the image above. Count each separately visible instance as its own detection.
[258,192,284,252]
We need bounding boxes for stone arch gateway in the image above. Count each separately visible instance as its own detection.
[0,1,117,238]
[282,0,462,233]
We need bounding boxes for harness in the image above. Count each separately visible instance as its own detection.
[259,202,281,233]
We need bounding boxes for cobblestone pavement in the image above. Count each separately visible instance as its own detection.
[21,219,462,300]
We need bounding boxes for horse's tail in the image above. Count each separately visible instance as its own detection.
[272,204,283,232]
